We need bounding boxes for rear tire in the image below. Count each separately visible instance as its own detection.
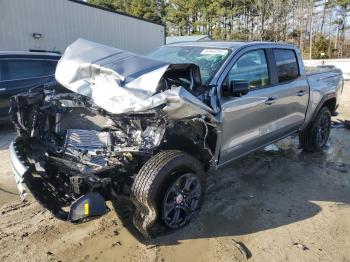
[131,150,206,238]
[299,107,331,152]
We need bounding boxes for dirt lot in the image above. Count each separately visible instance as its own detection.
[1,82,350,262]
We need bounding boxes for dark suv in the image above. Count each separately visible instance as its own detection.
[0,51,60,121]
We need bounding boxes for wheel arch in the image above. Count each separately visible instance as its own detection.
[323,97,337,115]
[160,120,217,170]
[306,93,336,130]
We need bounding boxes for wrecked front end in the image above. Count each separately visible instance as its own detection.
[9,39,217,222]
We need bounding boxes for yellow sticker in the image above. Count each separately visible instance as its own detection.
[84,202,89,216]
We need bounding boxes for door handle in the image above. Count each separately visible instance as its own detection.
[297,90,306,96]
[0,88,5,92]
[265,97,277,105]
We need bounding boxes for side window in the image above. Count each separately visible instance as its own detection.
[228,49,269,89]
[3,59,57,80]
[273,49,299,82]
[0,61,3,81]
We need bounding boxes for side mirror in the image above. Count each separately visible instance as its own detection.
[223,81,250,97]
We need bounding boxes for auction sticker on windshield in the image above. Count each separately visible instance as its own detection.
[201,49,228,56]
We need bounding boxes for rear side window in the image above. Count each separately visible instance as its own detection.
[273,49,299,82]
[3,60,57,80]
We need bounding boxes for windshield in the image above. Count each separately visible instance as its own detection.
[148,46,230,84]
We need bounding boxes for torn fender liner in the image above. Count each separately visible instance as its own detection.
[55,39,216,120]
[68,192,107,222]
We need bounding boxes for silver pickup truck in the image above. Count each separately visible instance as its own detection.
[9,39,343,238]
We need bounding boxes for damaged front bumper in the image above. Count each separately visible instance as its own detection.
[9,140,29,201]
[9,138,108,221]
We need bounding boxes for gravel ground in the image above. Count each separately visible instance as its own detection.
[0,82,349,262]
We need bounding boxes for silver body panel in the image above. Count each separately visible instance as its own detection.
[301,70,343,130]
[207,43,342,168]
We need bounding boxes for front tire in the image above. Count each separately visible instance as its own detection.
[131,150,206,238]
[299,106,331,152]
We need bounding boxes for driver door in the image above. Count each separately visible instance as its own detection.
[218,49,282,166]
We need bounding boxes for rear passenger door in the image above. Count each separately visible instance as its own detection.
[0,59,57,117]
[271,48,309,135]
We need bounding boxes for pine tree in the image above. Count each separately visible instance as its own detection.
[88,0,350,58]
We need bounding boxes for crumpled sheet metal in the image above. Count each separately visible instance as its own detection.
[156,87,215,121]
[55,39,215,121]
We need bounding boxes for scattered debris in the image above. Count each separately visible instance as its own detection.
[0,231,9,241]
[146,244,158,250]
[242,195,255,200]
[293,242,309,251]
[21,232,29,239]
[335,162,348,173]
[46,251,54,256]
[331,119,350,130]
[112,241,122,247]
[326,161,349,173]
[264,208,274,214]
[232,240,252,259]
[264,144,280,152]
[113,229,119,236]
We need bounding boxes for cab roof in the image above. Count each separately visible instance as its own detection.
[166,41,296,50]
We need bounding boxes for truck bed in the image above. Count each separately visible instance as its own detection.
[305,65,339,75]
[304,64,343,125]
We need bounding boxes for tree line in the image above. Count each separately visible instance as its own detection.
[89,0,350,59]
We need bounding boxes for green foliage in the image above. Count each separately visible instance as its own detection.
[312,34,331,58]
[89,0,116,10]
[89,0,350,58]
[88,0,162,23]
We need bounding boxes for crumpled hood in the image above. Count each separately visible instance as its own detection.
[55,39,215,120]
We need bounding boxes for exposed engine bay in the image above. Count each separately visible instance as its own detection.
[11,88,214,187]
[9,40,217,222]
